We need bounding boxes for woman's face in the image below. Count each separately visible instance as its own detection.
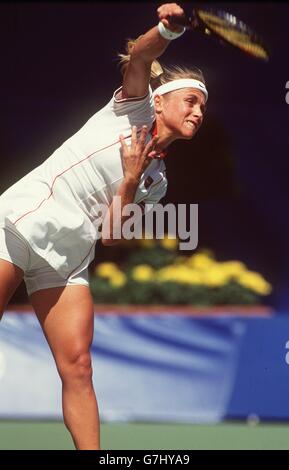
[155,87,206,140]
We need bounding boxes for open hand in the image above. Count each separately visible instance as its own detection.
[119,126,159,183]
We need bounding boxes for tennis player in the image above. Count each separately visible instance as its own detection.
[0,3,207,450]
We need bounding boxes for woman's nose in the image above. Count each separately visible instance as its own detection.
[193,105,203,118]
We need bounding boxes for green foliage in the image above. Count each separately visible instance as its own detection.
[90,277,261,306]
[90,240,270,305]
[125,246,176,270]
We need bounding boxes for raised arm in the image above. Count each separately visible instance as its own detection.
[122,3,186,99]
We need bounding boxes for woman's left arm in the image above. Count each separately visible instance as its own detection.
[122,3,186,99]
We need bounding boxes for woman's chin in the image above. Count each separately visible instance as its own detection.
[181,129,197,140]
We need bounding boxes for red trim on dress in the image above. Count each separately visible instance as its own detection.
[12,135,133,225]
[149,121,168,159]
[113,86,149,103]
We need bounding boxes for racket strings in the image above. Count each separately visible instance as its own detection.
[197,10,269,61]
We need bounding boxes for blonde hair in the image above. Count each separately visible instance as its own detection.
[118,37,206,91]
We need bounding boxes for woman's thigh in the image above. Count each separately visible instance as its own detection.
[0,259,24,315]
[0,226,27,314]
[24,250,89,298]
[30,285,95,365]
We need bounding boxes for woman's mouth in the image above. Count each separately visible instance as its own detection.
[184,120,197,130]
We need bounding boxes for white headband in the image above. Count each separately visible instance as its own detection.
[152,79,208,102]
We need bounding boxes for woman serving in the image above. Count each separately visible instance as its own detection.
[0,3,208,450]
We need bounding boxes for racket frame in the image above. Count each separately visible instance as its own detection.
[168,5,270,62]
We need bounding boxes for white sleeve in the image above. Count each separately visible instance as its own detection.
[111,85,155,122]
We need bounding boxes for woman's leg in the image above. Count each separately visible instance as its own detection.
[0,259,24,320]
[30,285,101,450]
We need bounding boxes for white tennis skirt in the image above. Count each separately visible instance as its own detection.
[0,223,89,297]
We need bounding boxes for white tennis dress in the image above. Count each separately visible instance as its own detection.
[0,86,167,280]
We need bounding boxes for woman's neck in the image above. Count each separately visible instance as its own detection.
[153,117,176,152]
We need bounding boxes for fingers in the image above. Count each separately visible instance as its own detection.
[143,135,159,159]
[121,125,149,149]
[138,125,148,147]
[133,125,149,149]
[119,134,128,154]
[161,18,170,29]
[120,126,159,160]
[157,3,184,16]
[131,125,137,148]
[157,3,185,29]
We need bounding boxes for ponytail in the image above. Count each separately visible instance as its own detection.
[117,38,206,92]
[117,36,164,79]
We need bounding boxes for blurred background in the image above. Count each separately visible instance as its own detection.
[0,1,289,450]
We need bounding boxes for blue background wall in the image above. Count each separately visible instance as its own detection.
[1,312,289,422]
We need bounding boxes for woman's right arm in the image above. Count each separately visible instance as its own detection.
[121,3,186,99]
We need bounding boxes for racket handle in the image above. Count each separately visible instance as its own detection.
[168,9,199,30]
[167,14,192,28]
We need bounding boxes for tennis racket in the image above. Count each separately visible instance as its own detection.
[169,5,270,62]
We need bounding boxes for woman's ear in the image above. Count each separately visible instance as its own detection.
[154,95,163,114]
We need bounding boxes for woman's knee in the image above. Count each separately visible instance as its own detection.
[57,350,93,384]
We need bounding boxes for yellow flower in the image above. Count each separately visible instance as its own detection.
[159,235,178,251]
[236,271,272,295]
[131,264,155,282]
[157,265,202,285]
[95,262,119,278]
[202,267,230,287]
[109,272,127,288]
[187,252,216,270]
[218,261,247,277]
